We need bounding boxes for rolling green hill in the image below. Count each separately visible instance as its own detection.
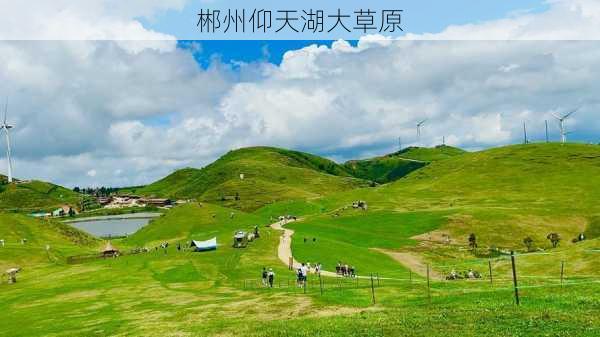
[272,143,600,282]
[0,178,83,212]
[135,147,369,211]
[126,202,263,246]
[0,213,98,269]
[388,143,600,208]
[343,145,466,184]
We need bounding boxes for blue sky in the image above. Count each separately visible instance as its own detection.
[143,0,549,40]
[168,0,549,68]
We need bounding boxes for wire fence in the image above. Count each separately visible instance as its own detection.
[241,252,600,306]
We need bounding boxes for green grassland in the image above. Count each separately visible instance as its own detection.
[0,213,98,270]
[0,179,83,212]
[343,145,465,184]
[1,143,599,336]
[135,147,369,212]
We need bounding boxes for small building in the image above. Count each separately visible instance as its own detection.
[52,205,77,217]
[140,198,172,207]
[96,196,113,205]
[102,241,119,257]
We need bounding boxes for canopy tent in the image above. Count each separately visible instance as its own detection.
[190,237,217,252]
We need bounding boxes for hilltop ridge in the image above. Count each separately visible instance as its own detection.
[343,145,466,184]
[135,146,369,211]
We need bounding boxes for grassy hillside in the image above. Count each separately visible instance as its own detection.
[0,213,98,269]
[126,202,265,246]
[0,144,599,336]
[343,145,465,184]
[271,143,600,276]
[136,147,369,211]
[0,179,83,212]
[389,143,600,208]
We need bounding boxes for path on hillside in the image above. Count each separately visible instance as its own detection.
[395,156,427,163]
[271,220,439,280]
[270,219,336,277]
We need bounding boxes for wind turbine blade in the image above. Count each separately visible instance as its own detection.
[550,112,561,120]
[563,108,579,119]
[3,97,7,125]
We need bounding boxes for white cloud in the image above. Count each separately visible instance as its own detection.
[3,39,600,188]
[403,0,600,40]
[3,0,600,187]
[0,0,185,51]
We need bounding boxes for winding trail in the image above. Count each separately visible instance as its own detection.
[270,219,336,277]
[271,219,440,280]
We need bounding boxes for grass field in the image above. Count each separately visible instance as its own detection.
[1,143,599,336]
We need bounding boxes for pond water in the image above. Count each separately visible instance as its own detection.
[66,213,161,237]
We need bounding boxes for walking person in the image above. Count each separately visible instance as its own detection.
[301,263,308,287]
[297,267,303,287]
[261,267,268,287]
[268,268,275,288]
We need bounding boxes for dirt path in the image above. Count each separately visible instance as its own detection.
[270,219,337,277]
[271,220,438,280]
[372,248,442,279]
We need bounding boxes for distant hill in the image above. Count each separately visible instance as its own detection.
[389,143,600,207]
[0,178,84,212]
[135,147,369,211]
[343,145,466,184]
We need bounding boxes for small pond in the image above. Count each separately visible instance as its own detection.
[64,213,162,238]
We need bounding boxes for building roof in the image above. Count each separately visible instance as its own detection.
[102,241,118,253]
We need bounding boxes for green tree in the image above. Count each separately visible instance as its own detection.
[523,237,534,252]
[468,233,478,250]
[547,233,561,248]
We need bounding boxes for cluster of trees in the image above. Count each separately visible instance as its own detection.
[467,232,565,254]
[73,186,120,197]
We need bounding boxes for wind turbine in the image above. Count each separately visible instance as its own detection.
[552,108,578,144]
[416,119,427,145]
[1,98,14,183]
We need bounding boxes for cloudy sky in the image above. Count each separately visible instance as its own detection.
[1,0,600,188]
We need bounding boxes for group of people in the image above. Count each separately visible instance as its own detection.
[0,238,28,247]
[446,269,482,280]
[261,267,275,288]
[295,262,322,286]
[336,262,356,278]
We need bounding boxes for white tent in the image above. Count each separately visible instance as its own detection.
[190,237,217,252]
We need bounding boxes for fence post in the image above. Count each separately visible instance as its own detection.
[289,257,293,270]
[426,264,431,305]
[409,269,412,284]
[560,261,565,287]
[376,273,380,287]
[319,274,323,295]
[488,260,493,287]
[510,251,520,306]
[370,273,376,305]
[303,277,307,294]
